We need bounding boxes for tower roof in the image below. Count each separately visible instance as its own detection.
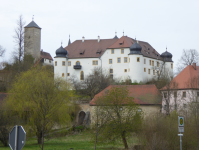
[55,46,68,58]
[130,40,142,54]
[68,35,71,45]
[25,21,41,29]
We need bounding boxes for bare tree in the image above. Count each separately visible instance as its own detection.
[13,15,26,73]
[70,67,114,100]
[176,49,199,73]
[0,45,5,57]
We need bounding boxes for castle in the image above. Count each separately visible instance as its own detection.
[24,20,173,83]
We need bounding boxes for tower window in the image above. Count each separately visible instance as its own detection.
[55,61,57,66]
[171,63,173,69]
[149,60,151,65]
[121,49,124,54]
[67,73,70,76]
[124,57,128,63]
[137,57,140,62]
[68,61,71,66]
[144,58,146,64]
[124,69,127,72]
[117,57,121,63]
[111,49,114,54]
[148,69,150,74]
[80,71,84,80]
[153,70,155,75]
[62,61,66,66]
[157,62,159,67]
[152,61,154,66]
[110,69,113,74]
[62,73,65,77]
[109,59,112,64]
[144,68,146,72]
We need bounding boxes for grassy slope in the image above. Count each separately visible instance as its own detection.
[0,130,135,150]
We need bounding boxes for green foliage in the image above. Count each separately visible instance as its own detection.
[93,86,143,149]
[5,66,74,145]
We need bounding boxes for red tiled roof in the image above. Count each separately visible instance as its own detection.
[65,39,118,58]
[161,65,199,90]
[90,85,161,106]
[65,36,162,60]
[40,51,53,61]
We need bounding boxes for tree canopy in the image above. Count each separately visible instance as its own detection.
[5,66,74,149]
[93,86,143,149]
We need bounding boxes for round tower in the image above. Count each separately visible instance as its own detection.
[54,46,68,80]
[24,20,41,61]
[128,40,144,83]
[160,48,173,78]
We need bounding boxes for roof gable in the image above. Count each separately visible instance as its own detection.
[161,65,199,90]
[90,84,161,106]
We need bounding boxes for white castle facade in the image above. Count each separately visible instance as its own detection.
[23,20,173,83]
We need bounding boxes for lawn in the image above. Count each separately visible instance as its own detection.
[0,130,136,150]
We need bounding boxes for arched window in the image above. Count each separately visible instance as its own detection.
[80,71,84,80]
[76,61,80,65]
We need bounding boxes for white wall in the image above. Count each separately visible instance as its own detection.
[43,58,53,65]
[54,57,68,80]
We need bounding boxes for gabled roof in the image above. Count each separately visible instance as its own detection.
[65,39,118,58]
[90,85,161,106]
[109,36,162,60]
[161,65,199,90]
[41,51,53,60]
[25,21,41,29]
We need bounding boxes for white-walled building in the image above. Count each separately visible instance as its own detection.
[54,35,173,83]
[161,64,199,114]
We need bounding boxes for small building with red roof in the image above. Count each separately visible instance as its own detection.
[160,63,199,114]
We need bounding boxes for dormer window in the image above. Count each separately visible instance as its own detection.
[80,50,85,55]
[119,43,123,45]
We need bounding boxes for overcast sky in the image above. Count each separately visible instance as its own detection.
[1,0,199,72]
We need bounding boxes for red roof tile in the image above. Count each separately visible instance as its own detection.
[40,51,53,60]
[90,85,161,106]
[161,65,199,90]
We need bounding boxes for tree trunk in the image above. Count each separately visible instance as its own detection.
[121,131,128,149]
[36,131,42,144]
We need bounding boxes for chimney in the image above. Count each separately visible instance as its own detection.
[193,63,196,70]
[82,36,85,42]
[98,36,100,42]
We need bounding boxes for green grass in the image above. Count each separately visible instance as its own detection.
[0,130,136,150]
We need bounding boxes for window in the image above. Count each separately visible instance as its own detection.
[121,49,124,54]
[92,60,98,65]
[149,60,151,65]
[55,61,57,66]
[183,92,186,97]
[157,62,159,67]
[62,73,64,77]
[197,92,199,97]
[152,61,154,66]
[68,61,71,66]
[117,57,121,63]
[111,49,114,54]
[49,60,51,63]
[76,61,80,65]
[80,71,84,80]
[137,57,140,62]
[153,70,155,75]
[144,58,146,64]
[157,71,159,76]
[67,73,70,76]
[164,92,167,98]
[144,68,146,72]
[110,69,113,74]
[124,69,127,72]
[183,104,187,108]
[171,63,173,69]
[109,59,112,64]
[62,61,66,66]
[148,69,150,74]
[174,91,177,97]
[124,57,128,63]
